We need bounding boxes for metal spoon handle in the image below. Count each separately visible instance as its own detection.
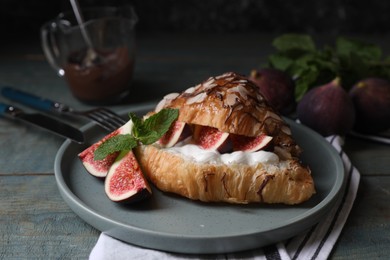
[69,0,93,48]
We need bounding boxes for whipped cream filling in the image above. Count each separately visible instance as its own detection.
[164,138,279,166]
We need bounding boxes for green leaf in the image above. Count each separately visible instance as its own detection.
[286,56,312,79]
[94,134,137,160]
[294,66,319,101]
[142,108,178,133]
[141,108,179,144]
[128,112,144,138]
[136,131,161,145]
[264,33,390,102]
[93,108,179,161]
[272,34,316,53]
[368,57,390,79]
[268,54,293,71]
[129,108,179,145]
[336,37,382,61]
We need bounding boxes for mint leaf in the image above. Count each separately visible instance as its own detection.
[336,37,382,61]
[130,108,179,144]
[94,134,137,160]
[128,112,144,138]
[143,108,179,134]
[294,66,319,101]
[268,54,293,71]
[136,131,161,145]
[370,56,390,79]
[93,108,179,161]
[141,108,179,144]
[272,34,316,54]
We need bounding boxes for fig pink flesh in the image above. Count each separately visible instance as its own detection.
[231,134,273,152]
[158,121,186,147]
[78,120,133,177]
[195,126,229,150]
[79,146,119,177]
[106,151,150,201]
[78,129,121,177]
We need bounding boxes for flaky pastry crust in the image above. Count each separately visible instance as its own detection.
[135,145,314,204]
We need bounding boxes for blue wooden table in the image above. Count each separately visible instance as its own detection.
[0,33,389,259]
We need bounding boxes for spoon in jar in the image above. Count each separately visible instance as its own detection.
[69,0,102,67]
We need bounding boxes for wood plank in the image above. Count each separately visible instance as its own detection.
[0,120,65,174]
[0,175,98,258]
[330,176,390,259]
[344,136,390,176]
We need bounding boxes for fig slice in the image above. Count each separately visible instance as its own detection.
[105,150,152,203]
[78,120,133,178]
[193,125,231,151]
[230,134,273,152]
[157,121,190,147]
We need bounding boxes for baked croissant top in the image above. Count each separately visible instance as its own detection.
[155,72,301,159]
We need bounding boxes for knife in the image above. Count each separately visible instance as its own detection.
[0,103,84,144]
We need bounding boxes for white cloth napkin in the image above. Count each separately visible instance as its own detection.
[90,136,361,260]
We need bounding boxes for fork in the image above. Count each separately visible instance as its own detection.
[1,86,127,132]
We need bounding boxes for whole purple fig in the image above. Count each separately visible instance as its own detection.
[297,78,356,136]
[250,68,296,115]
[349,78,390,133]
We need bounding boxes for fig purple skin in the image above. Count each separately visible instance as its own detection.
[297,78,356,136]
[250,68,296,115]
[349,78,390,133]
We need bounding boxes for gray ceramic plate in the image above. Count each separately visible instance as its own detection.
[54,103,345,254]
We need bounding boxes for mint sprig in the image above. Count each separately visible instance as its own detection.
[94,108,179,160]
[267,33,390,101]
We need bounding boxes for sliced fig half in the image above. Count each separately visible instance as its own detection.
[157,121,191,147]
[105,150,152,203]
[78,120,133,177]
[193,125,231,151]
[231,134,273,152]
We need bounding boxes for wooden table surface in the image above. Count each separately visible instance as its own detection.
[0,33,389,259]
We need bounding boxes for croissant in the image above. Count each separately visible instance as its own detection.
[135,72,315,204]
